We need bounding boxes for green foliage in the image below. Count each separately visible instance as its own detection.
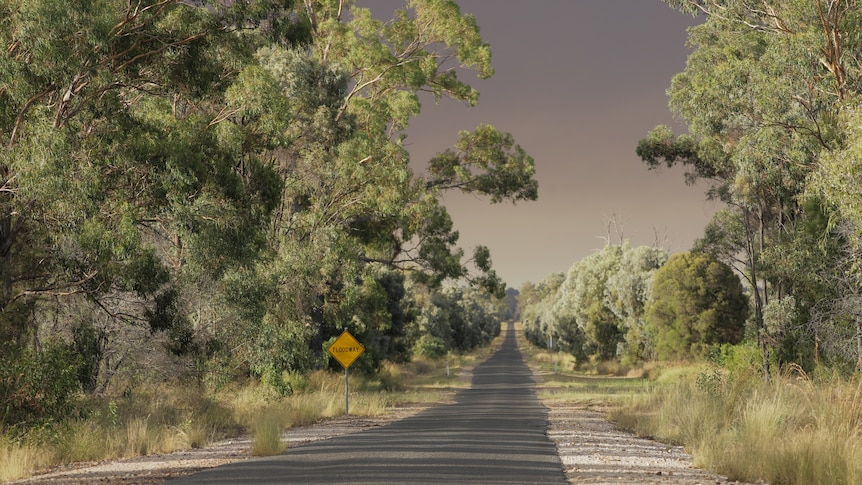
[0,340,81,430]
[646,252,749,361]
[641,1,862,374]
[811,105,862,236]
[519,273,565,350]
[708,342,765,379]
[0,0,295,396]
[0,0,539,437]
[349,269,417,368]
[554,245,625,360]
[248,313,316,381]
[427,125,538,203]
[414,335,449,359]
[412,286,502,358]
[0,299,35,356]
[607,245,668,362]
[548,243,667,363]
[72,322,105,393]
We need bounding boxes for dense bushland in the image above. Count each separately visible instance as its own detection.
[0,0,525,439]
[520,5,862,482]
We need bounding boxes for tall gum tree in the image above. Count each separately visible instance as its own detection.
[639,0,862,376]
[211,0,539,374]
[0,0,271,359]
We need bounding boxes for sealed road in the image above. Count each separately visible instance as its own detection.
[172,321,566,484]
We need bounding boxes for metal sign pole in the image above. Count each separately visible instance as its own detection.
[345,367,350,416]
[326,330,364,417]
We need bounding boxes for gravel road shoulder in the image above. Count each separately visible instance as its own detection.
[545,400,748,484]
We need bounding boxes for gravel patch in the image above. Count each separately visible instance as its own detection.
[545,401,752,484]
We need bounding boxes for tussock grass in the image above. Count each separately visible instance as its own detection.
[614,366,862,484]
[0,436,56,482]
[57,420,114,463]
[0,383,239,479]
[251,406,288,456]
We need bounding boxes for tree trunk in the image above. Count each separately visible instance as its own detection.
[857,317,862,372]
[743,206,769,382]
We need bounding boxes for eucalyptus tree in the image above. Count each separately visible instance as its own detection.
[196,0,539,376]
[0,0,323,407]
[606,243,668,362]
[639,0,861,376]
[263,0,535,364]
[551,243,668,362]
[0,0,288,360]
[297,0,537,286]
[410,285,500,358]
[518,273,565,349]
[554,245,626,360]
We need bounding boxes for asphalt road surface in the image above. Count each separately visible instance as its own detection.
[172,321,567,484]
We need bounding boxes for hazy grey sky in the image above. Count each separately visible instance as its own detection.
[368,1,714,287]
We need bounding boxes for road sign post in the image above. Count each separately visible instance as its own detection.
[326,330,365,416]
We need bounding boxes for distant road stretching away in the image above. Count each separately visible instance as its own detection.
[172,321,567,484]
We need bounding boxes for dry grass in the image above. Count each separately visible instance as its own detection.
[1,330,503,480]
[250,406,288,456]
[614,366,862,484]
[0,437,56,482]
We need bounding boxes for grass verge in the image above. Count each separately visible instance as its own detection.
[515,323,655,409]
[0,333,501,481]
[612,364,862,484]
[517,325,862,484]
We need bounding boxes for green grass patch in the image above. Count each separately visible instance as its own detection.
[515,322,654,406]
[538,374,652,405]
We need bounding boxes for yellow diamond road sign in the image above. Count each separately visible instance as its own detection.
[327,331,365,369]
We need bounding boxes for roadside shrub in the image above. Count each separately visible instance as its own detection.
[72,321,105,393]
[0,340,81,430]
[645,252,748,360]
[413,335,448,359]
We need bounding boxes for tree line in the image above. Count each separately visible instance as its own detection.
[519,242,749,365]
[0,0,533,428]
